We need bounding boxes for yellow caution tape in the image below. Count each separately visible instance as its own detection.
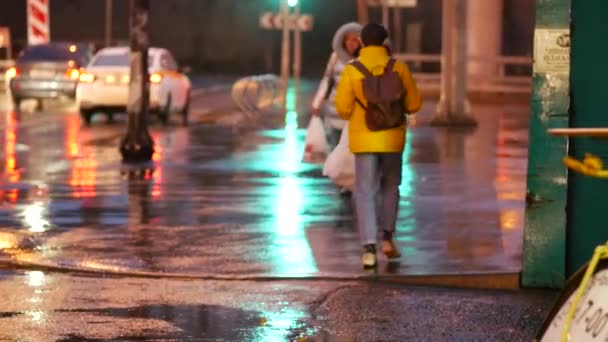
[563,154,608,178]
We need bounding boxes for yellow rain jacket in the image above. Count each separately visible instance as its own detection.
[334,46,422,153]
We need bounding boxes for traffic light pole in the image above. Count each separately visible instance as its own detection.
[120,0,154,162]
[280,1,291,90]
[293,2,302,88]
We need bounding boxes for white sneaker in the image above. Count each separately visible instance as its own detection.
[362,251,377,268]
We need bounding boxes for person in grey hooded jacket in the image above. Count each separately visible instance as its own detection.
[311,22,362,149]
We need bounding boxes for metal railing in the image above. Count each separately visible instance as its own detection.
[393,53,533,94]
[231,74,283,117]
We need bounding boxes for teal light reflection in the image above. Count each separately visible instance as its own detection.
[246,308,312,341]
[271,86,317,275]
[398,132,418,252]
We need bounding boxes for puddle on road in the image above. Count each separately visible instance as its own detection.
[48,304,311,341]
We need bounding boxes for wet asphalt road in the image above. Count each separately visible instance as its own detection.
[0,270,557,341]
[0,82,528,279]
[0,78,556,340]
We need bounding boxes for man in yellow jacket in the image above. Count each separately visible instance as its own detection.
[335,23,422,268]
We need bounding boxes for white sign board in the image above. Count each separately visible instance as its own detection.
[534,28,570,74]
[539,268,608,341]
[259,12,314,31]
[295,15,313,31]
[260,12,280,30]
[27,0,50,45]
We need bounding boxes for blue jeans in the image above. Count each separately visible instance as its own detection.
[354,153,403,246]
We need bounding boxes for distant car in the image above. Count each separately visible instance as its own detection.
[77,47,191,126]
[6,42,92,109]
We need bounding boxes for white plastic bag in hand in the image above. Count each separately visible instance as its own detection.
[302,116,328,163]
[323,123,355,189]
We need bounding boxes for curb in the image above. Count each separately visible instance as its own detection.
[0,258,520,289]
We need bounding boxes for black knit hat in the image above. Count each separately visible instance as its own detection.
[361,23,388,46]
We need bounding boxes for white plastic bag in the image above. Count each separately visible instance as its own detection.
[323,123,355,189]
[302,116,328,163]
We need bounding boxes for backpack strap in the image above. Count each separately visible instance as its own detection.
[385,58,396,72]
[350,60,371,110]
[355,97,367,111]
[350,60,374,78]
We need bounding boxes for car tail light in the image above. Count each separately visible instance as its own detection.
[79,72,95,83]
[65,68,80,80]
[149,73,162,84]
[6,67,18,79]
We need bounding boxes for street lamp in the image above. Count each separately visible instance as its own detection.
[119,0,155,162]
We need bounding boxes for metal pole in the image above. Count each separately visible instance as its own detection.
[105,0,113,47]
[5,28,11,60]
[120,0,154,162]
[382,1,390,30]
[293,3,302,89]
[392,5,402,53]
[357,0,369,25]
[280,1,291,91]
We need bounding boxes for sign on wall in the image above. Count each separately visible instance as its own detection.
[534,28,570,74]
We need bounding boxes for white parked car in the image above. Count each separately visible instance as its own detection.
[77,47,191,126]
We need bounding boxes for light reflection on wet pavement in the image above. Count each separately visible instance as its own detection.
[0,270,329,341]
[0,87,530,279]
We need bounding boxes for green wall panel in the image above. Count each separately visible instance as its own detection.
[522,0,570,288]
[567,0,608,275]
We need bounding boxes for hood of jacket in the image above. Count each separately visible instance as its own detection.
[332,22,362,64]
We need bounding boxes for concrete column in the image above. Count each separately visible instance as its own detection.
[467,0,503,77]
[432,0,476,126]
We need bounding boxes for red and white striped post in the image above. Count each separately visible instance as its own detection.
[27,0,50,45]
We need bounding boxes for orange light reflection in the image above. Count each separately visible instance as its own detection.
[4,112,21,203]
[70,157,97,198]
[151,136,162,198]
[499,209,521,231]
[65,115,80,158]
[66,116,97,198]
